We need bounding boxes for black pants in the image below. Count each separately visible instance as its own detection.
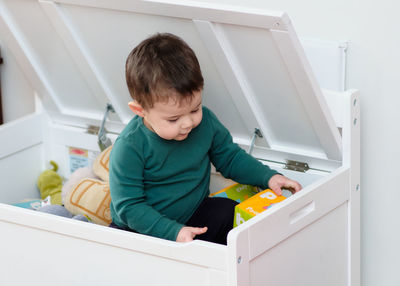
[110,197,238,245]
[186,197,238,245]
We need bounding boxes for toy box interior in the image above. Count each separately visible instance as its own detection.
[0,0,360,285]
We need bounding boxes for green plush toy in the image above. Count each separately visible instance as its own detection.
[37,161,63,205]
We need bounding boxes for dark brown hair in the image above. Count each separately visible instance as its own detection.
[125,33,204,109]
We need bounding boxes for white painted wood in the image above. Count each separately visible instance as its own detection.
[0,94,357,285]
[194,20,272,148]
[270,28,342,161]
[341,90,361,286]
[0,205,227,286]
[247,145,341,173]
[45,120,119,177]
[0,0,60,113]
[0,112,44,202]
[0,145,43,203]
[322,89,348,128]
[0,0,108,120]
[0,1,359,285]
[0,0,342,164]
[0,112,44,159]
[50,0,288,30]
[248,202,348,286]
[227,228,250,286]
[246,167,349,259]
[227,166,350,285]
[48,112,125,135]
[39,1,126,122]
[0,204,227,270]
[49,124,105,152]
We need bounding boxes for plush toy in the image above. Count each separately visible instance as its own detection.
[61,166,98,204]
[63,145,112,226]
[37,205,91,222]
[37,161,63,205]
[93,145,111,182]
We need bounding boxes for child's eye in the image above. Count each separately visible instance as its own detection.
[191,108,200,113]
[168,118,178,123]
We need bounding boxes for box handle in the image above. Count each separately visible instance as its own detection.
[289,200,315,225]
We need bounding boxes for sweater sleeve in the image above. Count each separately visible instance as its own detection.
[109,138,184,241]
[207,109,278,189]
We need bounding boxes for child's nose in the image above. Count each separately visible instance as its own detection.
[181,116,193,129]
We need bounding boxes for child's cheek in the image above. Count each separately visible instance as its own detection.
[156,125,177,140]
[195,111,203,127]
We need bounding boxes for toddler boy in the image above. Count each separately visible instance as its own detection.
[109,33,301,244]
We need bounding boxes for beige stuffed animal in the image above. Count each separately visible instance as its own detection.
[64,146,112,226]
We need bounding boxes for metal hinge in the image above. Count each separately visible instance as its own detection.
[86,103,115,151]
[87,125,100,135]
[248,128,263,155]
[98,103,115,151]
[284,160,309,172]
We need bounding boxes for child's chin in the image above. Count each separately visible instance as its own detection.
[174,134,189,141]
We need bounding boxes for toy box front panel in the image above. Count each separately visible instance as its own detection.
[249,203,348,286]
[0,200,230,286]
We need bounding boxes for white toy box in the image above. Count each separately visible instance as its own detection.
[0,1,360,285]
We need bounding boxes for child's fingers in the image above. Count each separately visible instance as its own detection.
[293,182,302,192]
[192,226,208,236]
[178,226,208,242]
[270,177,302,195]
[271,187,282,196]
[284,180,302,193]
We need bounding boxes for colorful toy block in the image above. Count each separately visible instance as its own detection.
[234,189,290,227]
[210,183,258,203]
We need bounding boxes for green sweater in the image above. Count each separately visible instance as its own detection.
[109,106,278,241]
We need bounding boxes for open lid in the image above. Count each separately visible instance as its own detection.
[0,0,342,166]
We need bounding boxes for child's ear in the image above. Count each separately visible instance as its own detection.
[128,101,145,117]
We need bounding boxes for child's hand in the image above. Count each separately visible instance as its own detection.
[176,226,208,242]
[268,174,302,196]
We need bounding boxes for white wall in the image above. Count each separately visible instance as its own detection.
[1,1,398,285]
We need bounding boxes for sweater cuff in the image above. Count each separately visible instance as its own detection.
[170,223,185,242]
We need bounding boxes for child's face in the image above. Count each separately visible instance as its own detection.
[130,91,203,141]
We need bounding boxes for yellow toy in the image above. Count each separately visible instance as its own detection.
[37,161,63,205]
[234,189,288,227]
[210,183,258,203]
